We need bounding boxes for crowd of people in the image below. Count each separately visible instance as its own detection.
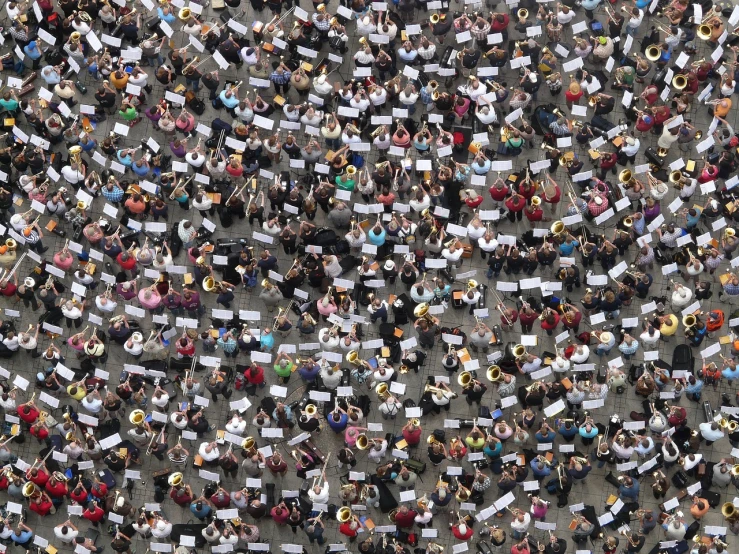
[1,0,739,552]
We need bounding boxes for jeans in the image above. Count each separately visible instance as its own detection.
[147,54,164,67]
[186,77,200,92]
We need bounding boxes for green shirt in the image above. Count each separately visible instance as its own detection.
[120,107,137,121]
[335,175,355,191]
[274,362,293,377]
[0,98,18,112]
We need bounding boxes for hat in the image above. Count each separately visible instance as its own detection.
[384,260,395,270]
[529,73,537,83]
[626,137,635,146]
[598,36,607,45]
[600,332,613,344]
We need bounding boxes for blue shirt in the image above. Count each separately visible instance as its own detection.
[484,441,502,458]
[534,431,555,443]
[472,160,491,175]
[327,413,348,433]
[558,425,578,439]
[157,7,177,22]
[685,379,703,395]
[397,48,417,62]
[24,44,41,60]
[219,90,240,109]
[368,228,386,246]
[619,482,640,500]
[686,209,701,228]
[102,186,124,203]
[579,426,598,439]
[117,151,133,167]
[530,460,551,477]
[11,530,32,544]
[269,69,292,85]
[298,364,320,382]
[190,503,212,518]
[559,240,580,256]
[131,163,149,177]
[722,367,739,381]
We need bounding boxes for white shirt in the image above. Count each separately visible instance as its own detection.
[226,417,247,435]
[95,296,117,312]
[199,443,220,461]
[557,10,576,24]
[151,521,172,539]
[185,152,206,168]
[308,485,330,504]
[54,527,79,544]
[124,340,143,356]
[61,305,82,320]
[477,108,498,125]
[61,165,84,184]
[370,89,387,106]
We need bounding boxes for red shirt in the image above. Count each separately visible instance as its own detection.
[271,507,290,524]
[30,499,53,516]
[561,311,582,330]
[245,366,265,385]
[465,195,484,209]
[524,207,544,222]
[490,14,509,31]
[600,153,618,170]
[653,106,671,125]
[565,90,583,103]
[0,475,9,490]
[505,196,525,213]
[668,407,687,427]
[46,479,68,498]
[31,426,49,440]
[27,469,49,487]
[17,405,39,424]
[226,164,243,178]
[210,493,230,508]
[519,310,539,326]
[0,283,16,297]
[116,252,137,270]
[635,115,653,132]
[489,184,509,202]
[91,483,108,499]
[171,489,193,505]
[540,312,560,332]
[452,525,474,540]
[518,183,536,200]
[394,510,417,528]
[70,487,88,504]
[83,506,105,522]
[543,184,561,205]
[339,522,359,537]
[402,426,422,445]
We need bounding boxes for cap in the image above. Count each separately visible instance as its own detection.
[598,36,607,45]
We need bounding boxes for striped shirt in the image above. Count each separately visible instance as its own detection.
[723,282,739,296]
[102,186,124,203]
[217,335,238,353]
[269,70,291,85]
[618,340,639,356]
[168,451,188,465]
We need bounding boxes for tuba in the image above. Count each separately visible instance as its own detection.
[346,350,362,366]
[337,507,352,523]
[645,45,661,61]
[168,472,184,487]
[129,410,145,426]
[486,365,504,382]
[458,371,473,387]
[414,302,435,323]
[356,434,371,450]
[512,344,527,360]
[550,221,566,236]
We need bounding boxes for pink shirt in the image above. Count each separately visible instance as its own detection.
[345,426,362,448]
[67,337,85,351]
[138,290,162,310]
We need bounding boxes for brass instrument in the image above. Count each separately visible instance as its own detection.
[512,344,527,360]
[455,478,471,502]
[414,302,435,323]
[337,507,352,523]
[645,45,661,61]
[672,74,688,90]
[517,8,528,19]
[486,365,503,383]
[458,371,473,388]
